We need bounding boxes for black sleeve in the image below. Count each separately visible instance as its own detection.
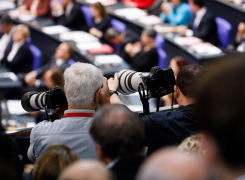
[193,17,216,40]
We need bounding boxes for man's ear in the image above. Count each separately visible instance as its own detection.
[64,85,66,95]
[94,88,101,103]
[174,85,179,98]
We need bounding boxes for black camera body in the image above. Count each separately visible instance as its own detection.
[46,87,68,109]
[142,67,176,99]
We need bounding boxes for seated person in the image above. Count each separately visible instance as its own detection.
[177,0,220,46]
[25,41,75,88]
[10,0,51,18]
[2,24,33,75]
[0,15,14,61]
[90,104,145,180]
[44,68,64,89]
[234,22,245,52]
[59,160,113,180]
[125,28,158,72]
[89,2,111,41]
[51,0,87,31]
[108,64,207,155]
[123,0,154,9]
[160,0,192,26]
[162,56,189,106]
[105,27,140,63]
[27,62,110,162]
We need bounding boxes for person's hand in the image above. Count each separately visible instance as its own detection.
[238,22,245,34]
[108,73,119,91]
[125,43,133,53]
[161,2,172,14]
[25,71,37,87]
[50,1,63,13]
[99,77,110,106]
[130,42,142,57]
[24,164,34,174]
[89,28,102,38]
[177,25,188,36]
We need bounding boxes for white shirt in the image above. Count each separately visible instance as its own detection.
[7,40,25,62]
[65,3,74,18]
[0,27,14,60]
[56,58,65,67]
[186,7,207,37]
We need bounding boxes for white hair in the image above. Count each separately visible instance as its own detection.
[64,62,103,109]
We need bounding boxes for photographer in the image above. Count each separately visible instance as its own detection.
[27,62,110,162]
[108,64,206,155]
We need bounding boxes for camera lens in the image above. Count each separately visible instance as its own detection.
[21,92,46,112]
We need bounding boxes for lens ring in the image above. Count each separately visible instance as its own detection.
[35,93,42,109]
[118,71,127,94]
[124,72,135,93]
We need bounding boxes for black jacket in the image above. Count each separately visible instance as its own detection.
[54,3,88,31]
[2,42,33,75]
[110,156,145,180]
[188,8,220,46]
[142,104,200,155]
[36,56,70,79]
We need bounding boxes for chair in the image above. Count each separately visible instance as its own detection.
[215,17,232,48]
[157,48,167,69]
[68,59,76,66]
[111,19,127,32]
[154,33,165,49]
[29,44,42,70]
[81,6,93,29]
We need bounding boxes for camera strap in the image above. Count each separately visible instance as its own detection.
[138,83,150,115]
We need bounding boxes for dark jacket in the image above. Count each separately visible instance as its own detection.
[188,8,220,46]
[142,104,200,155]
[2,42,33,75]
[92,16,112,42]
[54,3,88,31]
[110,156,145,180]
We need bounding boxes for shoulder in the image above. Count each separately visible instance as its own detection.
[73,4,81,10]
[203,8,215,20]
[31,120,53,136]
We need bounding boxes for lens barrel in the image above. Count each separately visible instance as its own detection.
[21,92,46,112]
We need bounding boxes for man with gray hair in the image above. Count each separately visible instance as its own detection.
[27,62,110,162]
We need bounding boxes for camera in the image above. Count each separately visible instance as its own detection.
[21,86,68,112]
[118,66,176,99]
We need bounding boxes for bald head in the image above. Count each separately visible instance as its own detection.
[58,160,112,180]
[136,148,208,180]
[90,104,144,160]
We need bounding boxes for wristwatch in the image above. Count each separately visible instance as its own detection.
[110,90,118,97]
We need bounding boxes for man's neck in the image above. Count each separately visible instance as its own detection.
[177,96,194,106]
[68,105,96,111]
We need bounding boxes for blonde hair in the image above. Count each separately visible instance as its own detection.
[14,24,30,38]
[178,134,203,154]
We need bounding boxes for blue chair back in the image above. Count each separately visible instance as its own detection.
[111,19,127,32]
[154,33,165,49]
[157,48,167,69]
[68,59,76,66]
[29,44,42,70]
[215,17,232,48]
[81,6,93,29]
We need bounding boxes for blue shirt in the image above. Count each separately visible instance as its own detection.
[160,2,191,26]
[27,109,97,162]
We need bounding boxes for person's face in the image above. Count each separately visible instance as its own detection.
[140,32,152,45]
[55,43,70,60]
[12,29,26,42]
[169,59,180,78]
[1,24,12,34]
[188,0,198,13]
[91,6,100,18]
[171,0,180,7]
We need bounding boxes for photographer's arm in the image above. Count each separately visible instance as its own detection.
[108,73,124,105]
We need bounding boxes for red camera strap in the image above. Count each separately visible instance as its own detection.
[64,113,94,118]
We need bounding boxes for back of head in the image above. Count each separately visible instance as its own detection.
[33,144,79,180]
[0,14,13,26]
[14,24,30,39]
[143,28,157,39]
[192,0,205,7]
[176,64,206,99]
[136,148,208,180]
[173,56,189,70]
[105,28,120,42]
[58,160,113,180]
[46,68,64,89]
[64,62,103,109]
[91,2,107,18]
[90,104,144,159]
[63,41,75,58]
[196,59,245,168]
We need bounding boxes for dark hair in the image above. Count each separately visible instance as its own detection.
[196,59,245,167]
[50,68,64,89]
[143,28,157,39]
[33,144,79,180]
[63,41,75,57]
[172,56,189,70]
[0,14,13,25]
[176,64,206,98]
[90,104,144,159]
[192,0,205,7]
[105,27,120,41]
[91,2,107,18]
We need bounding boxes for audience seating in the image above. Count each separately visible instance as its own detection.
[157,48,167,69]
[29,44,42,70]
[154,33,165,49]
[111,19,127,32]
[215,17,232,48]
[81,5,93,29]
[68,59,76,66]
